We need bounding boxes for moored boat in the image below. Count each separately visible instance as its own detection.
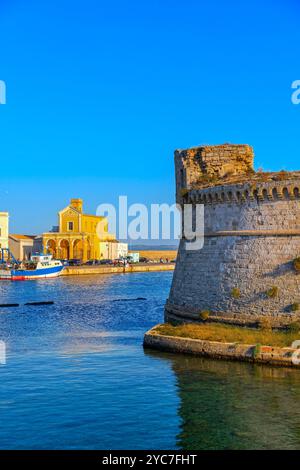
[0,254,64,281]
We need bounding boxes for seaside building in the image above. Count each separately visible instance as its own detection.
[99,240,128,260]
[0,212,9,250]
[42,198,120,262]
[9,234,36,261]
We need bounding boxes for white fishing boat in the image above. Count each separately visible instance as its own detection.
[0,254,64,281]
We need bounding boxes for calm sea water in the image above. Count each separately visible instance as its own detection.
[1,272,300,450]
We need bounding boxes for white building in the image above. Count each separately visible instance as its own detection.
[0,212,9,251]
[9,234,36,261]
[112,242,128,259]
[99,241,128,260]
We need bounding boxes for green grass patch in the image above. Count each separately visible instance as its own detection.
[266,286,279,298]
[294,258,300,272]
[231,288,241,299]
[291,303,300,313]
[199,310,210,321]
[155,322,300,348]
[253,343,261,359]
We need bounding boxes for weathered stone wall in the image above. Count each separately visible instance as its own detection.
[168,234,300,325]
[168,144,300,327]
[175,144,254,204]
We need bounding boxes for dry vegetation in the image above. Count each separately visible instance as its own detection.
[155,322,300,348]
[191,170,300,190]
[130,250,177,261]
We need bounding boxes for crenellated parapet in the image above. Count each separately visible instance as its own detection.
[185,179,300,205]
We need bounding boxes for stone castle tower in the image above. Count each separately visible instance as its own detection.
[166,144,300,328]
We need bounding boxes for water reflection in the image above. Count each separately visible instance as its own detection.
[145,350,300,450]
[0,273,179,450]
[1,272,300,449]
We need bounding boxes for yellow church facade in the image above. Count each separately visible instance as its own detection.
[43,199,115,262]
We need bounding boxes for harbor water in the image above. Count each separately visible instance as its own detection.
[1,272,300,449]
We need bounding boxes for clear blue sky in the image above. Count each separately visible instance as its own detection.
[0,0,299,234]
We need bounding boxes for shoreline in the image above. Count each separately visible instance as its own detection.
[143,324,300,369]
[62,263,175,276]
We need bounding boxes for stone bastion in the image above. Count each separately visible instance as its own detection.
[166,144,300,328]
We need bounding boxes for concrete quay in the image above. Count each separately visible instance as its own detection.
[61,263,175,276]
[144,324,300,369]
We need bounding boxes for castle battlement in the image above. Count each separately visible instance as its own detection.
[185,178,300,205]
[167,143,300,328]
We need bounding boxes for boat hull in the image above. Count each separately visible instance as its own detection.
[0,265,64,281]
